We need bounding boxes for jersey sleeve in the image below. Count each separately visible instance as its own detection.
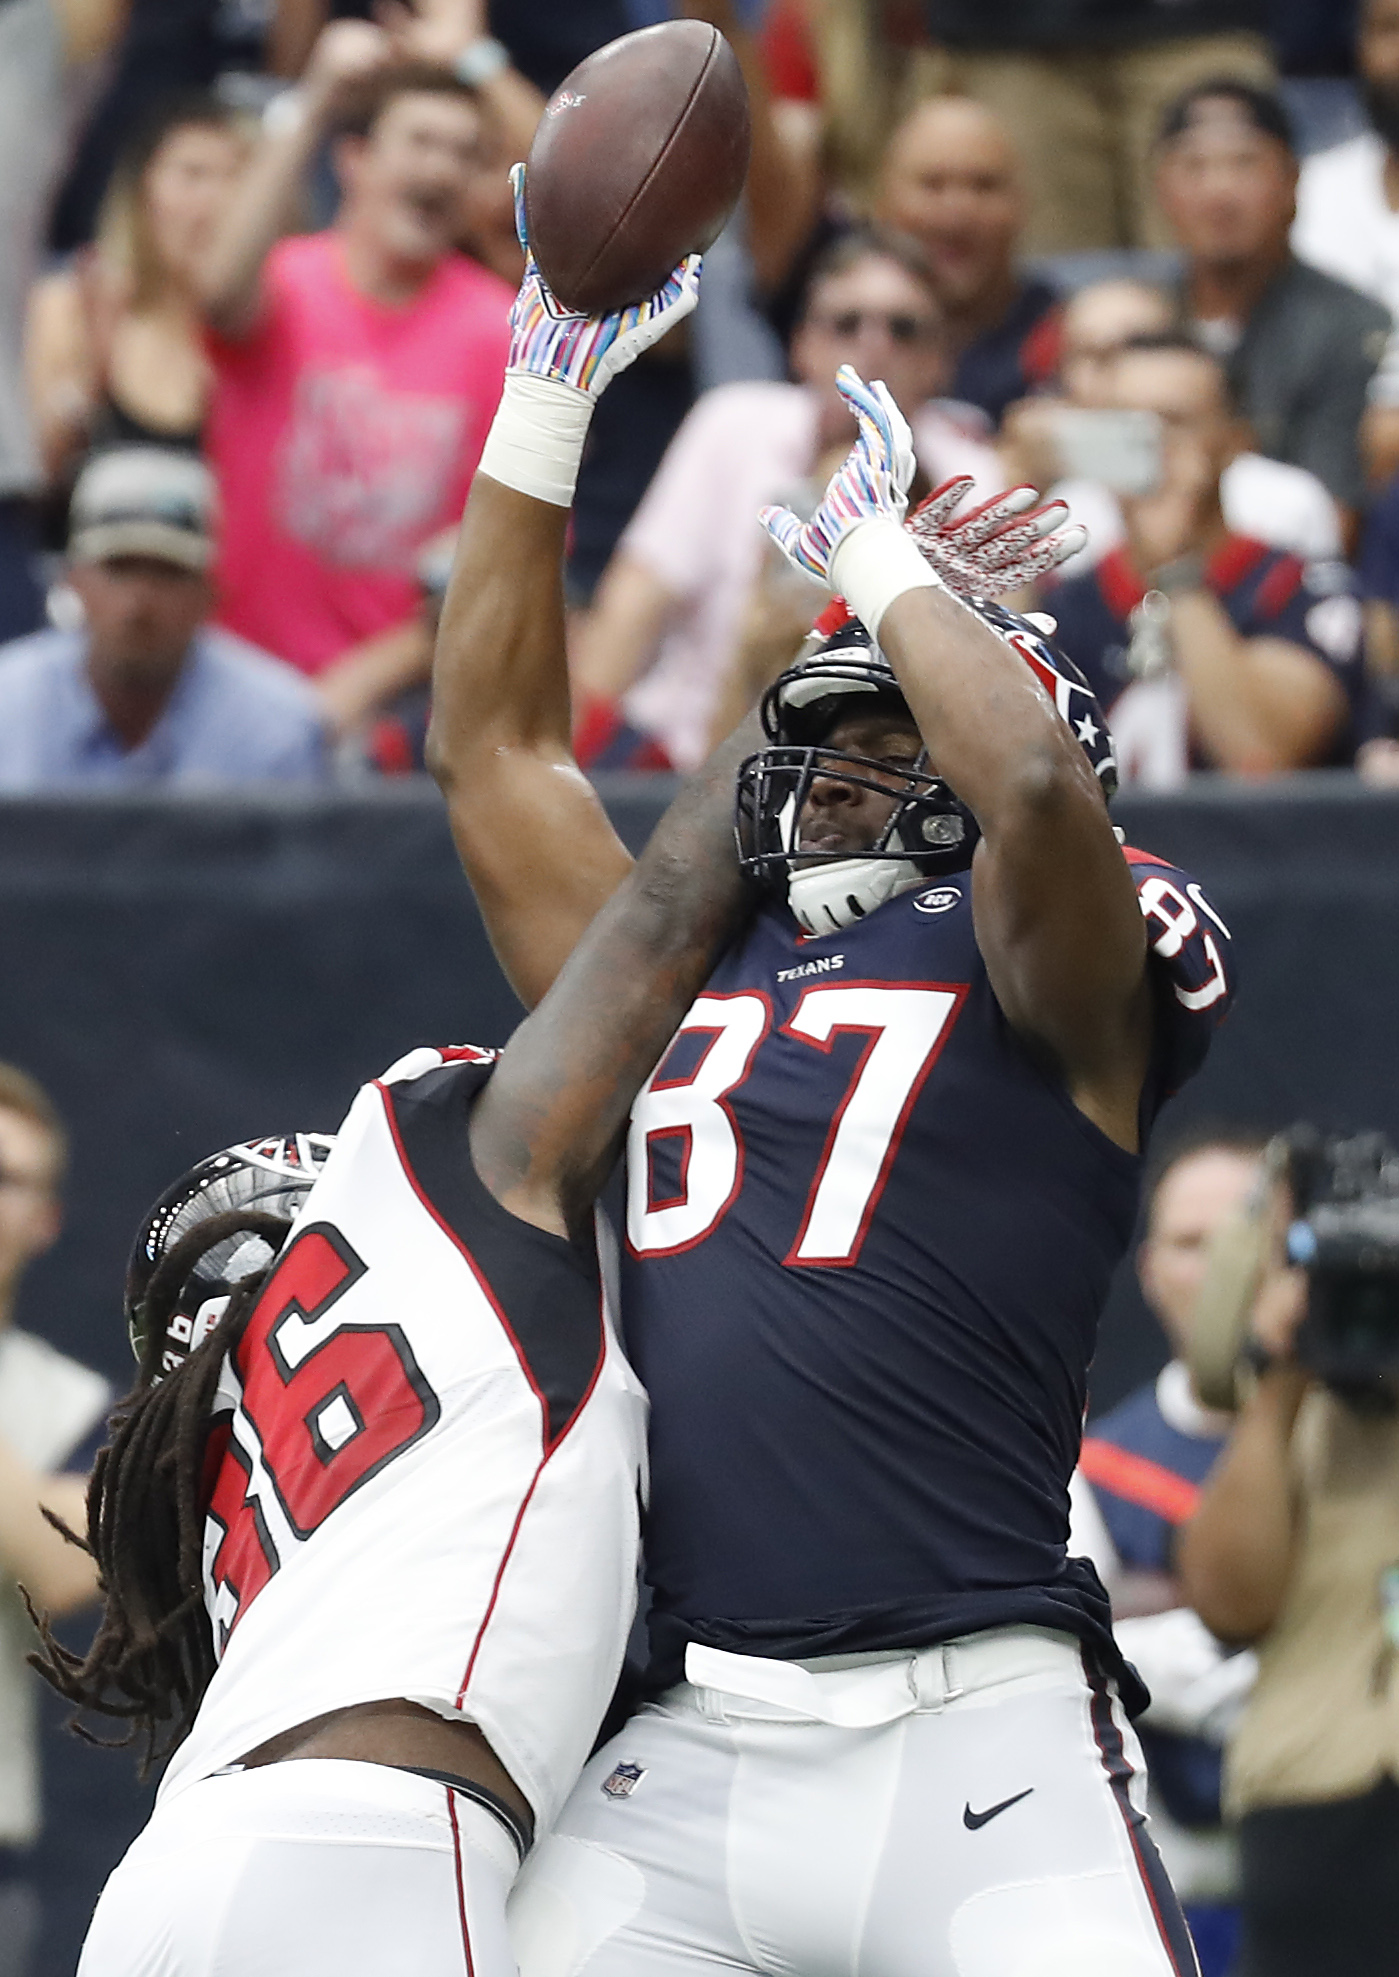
[1124,850,1235,1100]
[1245,554,1366,711]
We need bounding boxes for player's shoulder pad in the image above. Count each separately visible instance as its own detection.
[1122,846,1235,1028]
[377,1043,501,1088]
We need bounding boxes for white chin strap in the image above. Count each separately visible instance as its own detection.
[786,857,925,936]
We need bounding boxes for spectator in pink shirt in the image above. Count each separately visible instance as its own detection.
[196,19,516,736]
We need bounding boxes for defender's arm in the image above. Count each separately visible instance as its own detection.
[468,717,760,1238]
[427,182,699,1009]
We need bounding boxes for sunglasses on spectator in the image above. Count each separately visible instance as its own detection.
[811,310,937,345]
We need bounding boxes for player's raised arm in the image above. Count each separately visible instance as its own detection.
[468,713,760,1239]
[427,172,699,1011]
[761,368,1152,1152]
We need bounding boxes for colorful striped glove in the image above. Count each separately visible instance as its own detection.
[759,366,917,584]
[478,164,701,507]
[761,367,941,635]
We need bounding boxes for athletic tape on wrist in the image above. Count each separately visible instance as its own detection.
[477,371,593,508]
[828,518,944,638]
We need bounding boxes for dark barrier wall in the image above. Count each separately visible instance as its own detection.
[4,772,1399,1969]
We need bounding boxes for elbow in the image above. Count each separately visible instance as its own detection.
[1177,1535,1280,1648]
[997,742,1089,830]
[424,713,453,793]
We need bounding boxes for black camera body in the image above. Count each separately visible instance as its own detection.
[1285,1128,1399,1410]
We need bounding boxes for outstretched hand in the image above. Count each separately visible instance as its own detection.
[907,480,1088,599]
[504,165,701,402]
[760,365,916,584]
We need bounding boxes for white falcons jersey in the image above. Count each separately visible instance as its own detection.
[157,1046,648,1834]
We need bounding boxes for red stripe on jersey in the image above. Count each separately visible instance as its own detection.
[1121,846,1172,869]
[1096,546,1147,621]
[373,1077,616,1715]
[1207,534,1270,595]
[375,1080,552,1444]
[447,1790,475,1975]
[1079,1437,1202,1524]
[1020,303,1063,388]
[454,1278,611,1712]
[1254,553,1304,619]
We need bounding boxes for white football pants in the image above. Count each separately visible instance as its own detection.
[76,1758,519,1976]
[509,1627,1198,1977]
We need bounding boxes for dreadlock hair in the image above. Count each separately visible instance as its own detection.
[28,1209,291,1771]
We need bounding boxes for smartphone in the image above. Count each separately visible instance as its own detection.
[1050,408,1163,497]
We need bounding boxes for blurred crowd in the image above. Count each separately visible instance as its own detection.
[4,0,1399,792]
[3,11,1398,1977]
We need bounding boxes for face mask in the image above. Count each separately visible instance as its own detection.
[1364,79,1399,154]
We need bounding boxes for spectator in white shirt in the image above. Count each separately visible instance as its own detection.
[1293,0,1399,492]
[569,227,1001,773]
[0,1066,106,1977]
[1001,277,1343,570]
[1293,0,1399,327]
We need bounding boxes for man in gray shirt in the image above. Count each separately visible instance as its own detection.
[0,448,328,789]
[1155,78,1391,544]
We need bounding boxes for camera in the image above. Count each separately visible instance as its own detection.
[1282,1127,1399,1410]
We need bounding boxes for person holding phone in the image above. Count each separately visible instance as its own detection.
[998,279,1343,575]
[1042,333,1363,787]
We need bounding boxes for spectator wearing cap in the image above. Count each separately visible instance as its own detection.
[0,448,328,789]
[194,17,516,734]
[874,97,1060,431]
[1155,78,1391,542]
[571,228,1000,774]
[1044,336,1363,786]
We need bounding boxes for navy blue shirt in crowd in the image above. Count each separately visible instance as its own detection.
[950,278,1060,428]
[1084,1365,1231,1825]
[1046,537,1366,770]
[622,849,1234,1701]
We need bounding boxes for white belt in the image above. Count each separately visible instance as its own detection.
[683,1627,1081,1729]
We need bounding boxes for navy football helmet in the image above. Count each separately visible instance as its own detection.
[125,1134,335,1375]
[735,602,1117,936]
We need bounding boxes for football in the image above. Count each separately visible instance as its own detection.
[524,20,751,316]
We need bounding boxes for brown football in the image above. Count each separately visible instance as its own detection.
[524,20,751,316]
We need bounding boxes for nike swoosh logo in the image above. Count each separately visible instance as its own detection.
[963,1787,1034,1830]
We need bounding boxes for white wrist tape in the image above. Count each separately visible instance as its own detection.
[477,371,594,508]
[829,517,944,638]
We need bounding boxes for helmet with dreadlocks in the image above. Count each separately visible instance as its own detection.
[125,1134,335,1376]
[735,599,1117,937]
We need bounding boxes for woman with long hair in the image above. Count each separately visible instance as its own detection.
[26,96,252,487]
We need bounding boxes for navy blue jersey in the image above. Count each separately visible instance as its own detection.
[950,279,1060,427]
[1083,1371,1231,1827]
[1082,1372,1224,1577]
[1047,538,1366,770]
[622,850,1234,1698]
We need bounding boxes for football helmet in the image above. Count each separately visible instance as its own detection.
[125,1134,335,1375]
[735,604,1117,936]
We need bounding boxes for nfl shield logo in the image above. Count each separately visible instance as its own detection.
[601,1761,646,1800]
